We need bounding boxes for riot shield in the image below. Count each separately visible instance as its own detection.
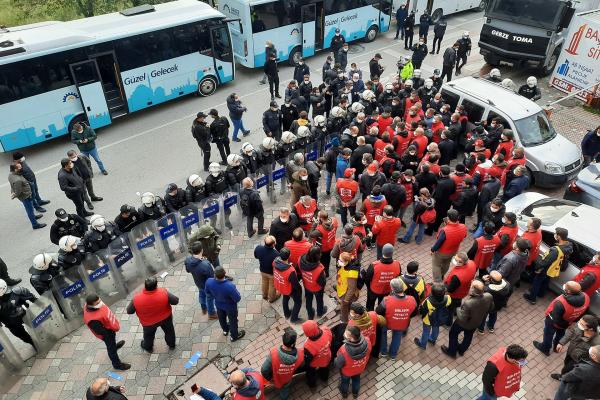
[324,134,336,152]
[222,192,242,236]
[0,327,24,375]
[106,235,144,293]
[275,157,288,196]
[23,292,69,354]
[129,220,168,277]
[178,203,202,252]
[50,262,90,321]
[80,250,126,306]
[156,213,186,263]
[305,141,319,162]
[201,195,221,232]
[258,162,276,204]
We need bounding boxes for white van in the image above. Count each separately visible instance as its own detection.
[440,77,582,187]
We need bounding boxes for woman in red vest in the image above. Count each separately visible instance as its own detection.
[302,321,333,388]
[299,246,327,320]
[335,325,372,398]
[479,345,528,400]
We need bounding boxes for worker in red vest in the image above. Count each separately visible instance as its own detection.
[313,210,339,277]
[370,206,401,260]
[302,320,333,388]
[284,227,312,270]
[361,186,388,249]
[493,212,519,267]
[299,246,327,320]
[573,251,600,297]
[83,294,130,370]
[398,169,417,222]
[229,369,265,400]
[335,325,372,398]
[261,329,304,399]
[292,195,318,233]
[363,244,402,310]
[467,222,501,278]
[348,303,385,358]
[430,209,468,282]
[444,252,478,325]
[534,281,590,356]
[126,277,179,352]
[501,147,526,187]
[480,345,529,400]
[520,217,542,274]
[377,278,417,359]
[273,248,303,323]
[336,168,360,227]
[495,130,514,161]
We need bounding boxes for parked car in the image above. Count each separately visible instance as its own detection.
[505,192,600,315]
[564,162,600,208]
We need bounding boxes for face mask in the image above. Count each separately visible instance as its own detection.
[386,89,392,93]
[502,218,509,224]
[409,112,416,116]
[363,160,369,165]
[517,360,528,367]
[211,172,219,177]
[338,260,346,267]
[301,175,308,181]
[353,78,358,82]
[419,41,424,45]
[20,157,25,162]
[304,80,309,83]
[409,152,416,156]
[280,217,289,223]
[271,107,278,111]
[95,225,106,232]
[490,207,500,213]
[528,83,534,88]
[368,171,375,177]
[392,102,399,106]
[70,157,78,162]
[426,83,432,89]
[338,74,344,79]
[336,33,340,36]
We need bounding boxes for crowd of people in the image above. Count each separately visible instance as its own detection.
[4,8,600,400]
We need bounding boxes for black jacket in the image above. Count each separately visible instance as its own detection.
[192,120,211,150]
[438,138,457,165]
[114,210,142,233]
[58,168,84,197]
[264,58,278,77]
[350,145,373,172]
[164,188,188,213]
[83,223,121,253]
[269,215,298,251]
[294,63,310,83]
[411,43,428,62]
[561,359,600,399]
[369,58,384,78]
[185,184,206,203]
[416,171,437,193]
[381,182,406,211]
[262,108,282,136]
[50,214,87,245]
[477,179,501,220]
[433,20,447,37]
[71,155,93,181]
[227,95,246,120]
[452,185,478,217]
[240,187,263,216]
[433,176,456,211]
[442,47,457,67]
[210,116,230,143]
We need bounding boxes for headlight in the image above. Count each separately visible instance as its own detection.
[544,162,564,175]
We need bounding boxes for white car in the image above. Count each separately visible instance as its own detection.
[505,192,600,315]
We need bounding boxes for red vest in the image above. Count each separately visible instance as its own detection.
[449,173,466,201]
[316,219,338,252]
[412,135,428,158]
[377,116,393,133]
[394,133,412,156]
[574,265,600,297]
[303,327,333,368]
[521,230,542,265]
[336,179,359,204]
[496,225,519,256]
[270,347,304,388]
[273,266,294,295]
[233,372,265,400]
[132,288,172,327]
[545,294,590,324]
[372,217,401,246]
[488,165,505,180]
[473,236,501,270]
[488,348,522,398]
[336,235,362,259]
[363,198,387,225]
[444,261,477,299]
[473,164,491,190]
[384,295,417,331]
[374,140,388,162]
[83,305,120,340]
[370,260,401,295]
[501,157,526,186]
[338,339,372,377]
[349,311,378,346]
[301,263,325,292]
[294,200,317,231]
[495,141,514,160]
[284,239,311,268]
[437,223,467,254]
[400,180,414,207]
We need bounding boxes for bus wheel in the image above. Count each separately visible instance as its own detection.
[288,48,302,66]
[364,26,378,43]
[431,8,443,23]
[477,0,488,11]
[68,114,88,133]
[540,48,560,76]
[198,76,217,97]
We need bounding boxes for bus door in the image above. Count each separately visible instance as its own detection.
[301,3,318,58]
[69,60,111,129]
[88,52,128,119]
[210,25,235,85]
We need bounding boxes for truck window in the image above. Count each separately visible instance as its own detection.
[440,89,459,111]
[460,99,485,124]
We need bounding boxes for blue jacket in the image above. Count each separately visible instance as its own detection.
[582,129,600,158]
[184,256,214,290]
[254,244,279,274]
[501,175,530,202]
[396,6,408,23]
[205,278,241,311]
[336,155,350,179]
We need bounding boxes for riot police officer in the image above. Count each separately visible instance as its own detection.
[276,131,298,160]
[164,183,188,213]
[240,143,260,174]
[29,253,61,296]
[206,162,233,229]
[257,137,278,169]
[327,106,348,137]
[417,79,438,109]
[114,204,142,233]
[486,68,502,83]
[262,101,283,141]
[312,115,328,150]
[137,192,166,222]
[50,208,87,245]
[348,101,365,122]
[0,279,37,349]
[412,69,425,90]
[185,174,207,204]
[83,214,121,253]
[58,235,85,270]
[296,125,311,148]
[226,154,248,193]
[518,76,542,101]
[360,90,379,116]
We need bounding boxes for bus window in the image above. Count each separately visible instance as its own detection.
[143,31,177,64]
[211,26,233,63]
[440,89,460,111]
[250,3,282,33]
[0,65,21,105]
[460,99,485,123]
[173,25,199,56]
[197,26,213,57]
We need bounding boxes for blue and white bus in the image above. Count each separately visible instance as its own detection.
[0,0,234,152]
[218,0,393,67]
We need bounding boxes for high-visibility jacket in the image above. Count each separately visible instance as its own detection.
[83,304,120,340]
[338,339,372,377]
[487,348,522,398]
[383,295,417,331]
[545,246,566,278]
[449,173,466,201]
[374,140,388,162]
[303,327,333,368]
[546,294,590,325]
[233,371,265,400]
[270,347,304,388]
[444,261,477,300]
[370,260,401,295]
[132,288,172,327]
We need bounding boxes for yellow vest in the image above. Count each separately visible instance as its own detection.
[337,266,358,298]
[545,246,565,278]
[422,296,452,326]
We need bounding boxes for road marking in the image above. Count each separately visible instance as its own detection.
[1,15,485,188]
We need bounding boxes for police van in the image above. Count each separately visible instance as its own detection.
[440,77,582,187]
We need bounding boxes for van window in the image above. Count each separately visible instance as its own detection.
[570,240,595,269]
[441,89,459,111]
[487,110,510,128]
[460,99,485,124]
[515,111,558,147]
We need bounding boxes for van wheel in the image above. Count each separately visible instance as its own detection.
[198,76,217,97]
[431,8,444,23]
[539,48,560,76]
[364,26,378,43]
[288,47,302,66]
[477,0,488,11]
[484,54,499,67]
[68,114,88,133]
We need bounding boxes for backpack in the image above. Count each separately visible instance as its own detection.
[419,208,436,224]
[240,190,252,216]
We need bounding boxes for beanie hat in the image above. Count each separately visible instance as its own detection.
[302,320,320,338]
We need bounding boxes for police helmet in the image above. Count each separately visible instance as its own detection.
[362,90,375,101]
[262,137,277,150]
[0,279,6,296]
[281,131,297,144]
[413,69,422,78]
[188,174,203,187]
[490,68,501,78]
[90,214,106,232]
[351,102,365,114]
[425,78,434,89]
[314,115,327,127]
[227,154,242,167]
[140,192,156,207]
[242,142,254,154]
[297,126,310,138]
[33,253,53,271]
[59,235,80,252]
[208,162,221,175]
[527,76,537,87]
[331,106,346,118]
[405,79,414,87]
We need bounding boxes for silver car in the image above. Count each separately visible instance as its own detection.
[564,162,600,208]
[505,192,600,315]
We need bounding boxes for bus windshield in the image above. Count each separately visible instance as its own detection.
[514,111,557,147]
[487,0,563,29]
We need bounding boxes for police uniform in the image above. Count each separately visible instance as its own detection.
[29,261,61,295]
[49,213,87,245]
[138,198,166,222]
[82,223,121,253]
[0,287,37,348]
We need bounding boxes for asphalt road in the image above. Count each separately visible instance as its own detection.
[0,9,578,283]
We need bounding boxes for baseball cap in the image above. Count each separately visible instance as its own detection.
[166,183,178,193]
[269,101,278,108]
[375,53,382,59]
[55,208,67,219]
[120,204,132,213]
[196,112,207,118]
[344,168,356,178]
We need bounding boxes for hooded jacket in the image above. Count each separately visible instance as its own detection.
[184,256,214,290]
[332,233,364,260]
[484,279,512,312]
[261,346,302,382]
[273,257,301,294]
[548,292,588,329]
[381,181,407,211]
[227,95,246,120]
[298,254,326,290]
[234,371,263,399]
[334,335,370,369]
